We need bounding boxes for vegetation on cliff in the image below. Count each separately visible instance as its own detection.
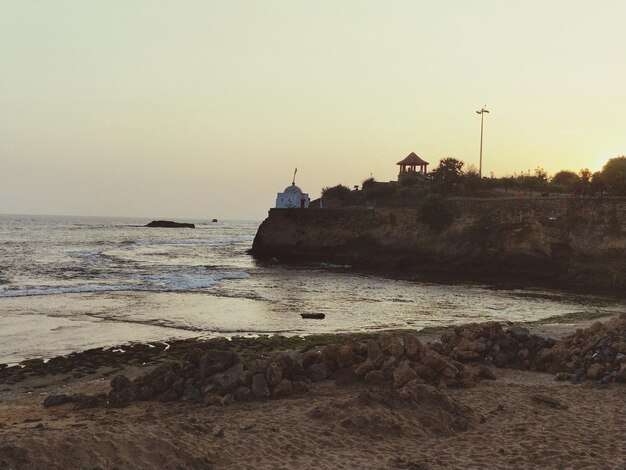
[315,156,626,209]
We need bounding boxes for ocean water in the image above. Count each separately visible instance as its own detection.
[1,214,625,364]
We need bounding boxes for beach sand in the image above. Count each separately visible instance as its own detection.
[1,320,625,470]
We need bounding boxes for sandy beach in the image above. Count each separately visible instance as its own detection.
[1,317,625,470]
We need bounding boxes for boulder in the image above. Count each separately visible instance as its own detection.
[411,364,435,382]
[43,394,74,408]
[403,334,422,359]
[586,363,605,380]
[306,362,330,382]
[203,363,243,395]
[203,393,222,406]
[334,367,358,386]
[393,362,417,388]
[354,358,375,378]
[110,375,131,392]
[475,365,496,381]
[204,350,239,369]
[421,349,452,372]
[388,338,405,358]
[364,370,385,384]
[336,345,356,368]
[221,394,235,406]
[265,362,283,389]
[367,340,382,360]
[300,350,320,369]
[272,379,294,398]
[246,359,269,374]
[380,356,398,380]
[157,389,179,403]
[321,344,340,364]
[234,386,254,402]
[251,373,270,398]
[182,379,201,402]
[239,369,253,387]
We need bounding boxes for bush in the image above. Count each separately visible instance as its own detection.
[419,194,454,231]
[321,184,352,200]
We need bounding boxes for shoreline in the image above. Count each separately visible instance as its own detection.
[1,313,625,469]
[0,309,616,379]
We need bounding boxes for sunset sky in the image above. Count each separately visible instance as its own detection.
[1,1,625,219]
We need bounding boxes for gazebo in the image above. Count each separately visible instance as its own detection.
[397,152,429,180]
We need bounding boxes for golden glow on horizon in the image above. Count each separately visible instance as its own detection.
[1,1,625,219]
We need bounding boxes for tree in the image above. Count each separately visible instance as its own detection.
[463,164,482,194]
[321,184,352,200]
[600,156,626,195]
[534,167,548,182]
[590,171,606,195]
[551,170,580,193]
[499,175,516,193]
[578,168,592,195]
[361,177,376,191]
[430,158,464,191]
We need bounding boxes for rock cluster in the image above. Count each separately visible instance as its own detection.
[438,322,554,369]
[532,313,626,383]
[107,348,310,407]
[102,333,493,408]
[438,313,626,383]
[42,314,626,409]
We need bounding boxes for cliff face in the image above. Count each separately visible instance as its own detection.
[252,197,626,293]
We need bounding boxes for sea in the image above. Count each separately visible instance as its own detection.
[1,214,625,365]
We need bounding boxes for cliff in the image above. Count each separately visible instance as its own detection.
[251,197,626,294]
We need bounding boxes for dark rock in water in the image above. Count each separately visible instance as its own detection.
[145,220,195,228]
[301,313,325,319]
[212,219,218,223]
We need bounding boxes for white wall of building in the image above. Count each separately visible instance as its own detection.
[275,185,310,208]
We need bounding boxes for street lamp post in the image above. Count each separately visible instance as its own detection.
[476,106,489,179]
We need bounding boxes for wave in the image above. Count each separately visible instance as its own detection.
[132,236,254,247]
[0,271,250,298]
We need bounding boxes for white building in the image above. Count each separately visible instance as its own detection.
[276,183,310,208]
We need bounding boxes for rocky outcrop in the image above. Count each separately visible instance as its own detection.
[251,197,626,293]
[146,220,195,228]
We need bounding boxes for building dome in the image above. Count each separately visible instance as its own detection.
[283,184,303,194]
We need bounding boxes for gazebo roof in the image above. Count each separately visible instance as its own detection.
[396,152,429,166]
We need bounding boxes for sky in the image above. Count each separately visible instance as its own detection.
[1,1,625,220]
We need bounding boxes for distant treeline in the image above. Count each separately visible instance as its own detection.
[320,156,626,204]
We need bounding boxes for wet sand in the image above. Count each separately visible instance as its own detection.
[1,319,625,470]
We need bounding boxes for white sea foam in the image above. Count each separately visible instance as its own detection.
[0,271,250,298]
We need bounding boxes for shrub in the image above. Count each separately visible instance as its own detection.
[419,194,454,231]
[321,184,352,200]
